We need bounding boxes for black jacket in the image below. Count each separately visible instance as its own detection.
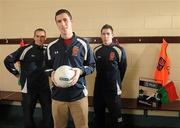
[93,43,127,94]
[46,33,96,101]
[4,43,49,93]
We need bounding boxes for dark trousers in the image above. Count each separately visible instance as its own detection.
[93,93,123,128]
[21,90,53,128]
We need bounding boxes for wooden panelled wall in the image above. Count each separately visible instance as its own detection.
[1,36,180,44]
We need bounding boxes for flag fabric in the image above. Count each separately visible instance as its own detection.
[154,39,170,86]
[157,87,169,105]
[164,81,178,102]
[154,39,178,105]
[157,81,178,105]
[19,40,27,47]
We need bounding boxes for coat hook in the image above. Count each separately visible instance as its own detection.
[115,39,119,44]
[93,39,96,42]
[5,38,8,43]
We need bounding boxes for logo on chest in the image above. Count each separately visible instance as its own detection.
[54,51,59,54]
[109,52,115,61]
[72,46,79,56]
[31,54,35,58]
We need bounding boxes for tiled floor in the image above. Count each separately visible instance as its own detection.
[0,104,179,128]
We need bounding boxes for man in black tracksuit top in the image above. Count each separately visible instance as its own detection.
[4,28,53,128]
[46,9,95,128]
[46,33,95,101]
[93,24,127,128]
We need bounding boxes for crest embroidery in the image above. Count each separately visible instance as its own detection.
[109,52,115,61]
[72,46,79,56]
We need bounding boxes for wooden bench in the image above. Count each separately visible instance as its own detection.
[88,96,180,117]
[1,91,180,117]
[0,91,22,102]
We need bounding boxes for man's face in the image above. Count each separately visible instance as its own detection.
[34,31,46,46]
[55,13,72,37]
[101,28,113,45]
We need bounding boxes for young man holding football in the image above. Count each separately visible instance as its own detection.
[46,9,95,128]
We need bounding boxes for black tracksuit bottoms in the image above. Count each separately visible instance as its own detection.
[93,93,123,128]
[21,90,53,128]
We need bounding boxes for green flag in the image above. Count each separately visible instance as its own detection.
[157,87,169,105]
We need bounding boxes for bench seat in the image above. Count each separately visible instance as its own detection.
[1,91,180,116]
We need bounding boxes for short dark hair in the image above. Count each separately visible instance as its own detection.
[101,24,113,33]
[55,9,72,20]
[34,28,46,37]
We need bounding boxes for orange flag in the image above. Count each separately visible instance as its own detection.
[154,39,170,86]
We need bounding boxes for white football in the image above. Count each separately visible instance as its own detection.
[54,65,75,88]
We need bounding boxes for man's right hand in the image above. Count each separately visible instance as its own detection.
[51,71,57,85]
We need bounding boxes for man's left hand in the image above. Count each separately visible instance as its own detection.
[71,68,82,85]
